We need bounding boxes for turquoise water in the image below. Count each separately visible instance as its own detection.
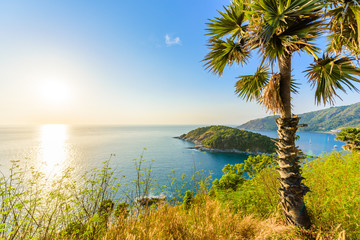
[251,130,345,156]
[0,125,344,190]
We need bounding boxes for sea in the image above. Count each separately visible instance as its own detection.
[0,125,345,195]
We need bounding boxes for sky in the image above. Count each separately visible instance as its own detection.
[1,0,360,126]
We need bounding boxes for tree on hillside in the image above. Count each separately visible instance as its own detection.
[204,0,360,228]
[336,127,360,152]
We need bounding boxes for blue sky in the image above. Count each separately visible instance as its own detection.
[0,0,359,125]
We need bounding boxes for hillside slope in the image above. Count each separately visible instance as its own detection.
[239,102,360,132]
[180,125,276,154]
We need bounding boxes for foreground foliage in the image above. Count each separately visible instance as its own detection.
[213,152,360,239]
[105,196,300,240]
[212,154,280,217]
[1,151,359,239]
[303,151,360,239]
[0,160,123,239]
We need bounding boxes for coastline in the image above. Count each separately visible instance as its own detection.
[174,136,273,156]
[243,128,340,134]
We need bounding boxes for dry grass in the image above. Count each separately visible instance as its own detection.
[104,196,299,240]
[3,153,357,239]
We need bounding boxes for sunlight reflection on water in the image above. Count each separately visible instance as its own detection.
[38,124,69,176]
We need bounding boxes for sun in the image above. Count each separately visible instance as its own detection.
[39,80,71,105]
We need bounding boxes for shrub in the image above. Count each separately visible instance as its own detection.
[303,151,360,239]
[212,154,279,217]
[114,203,130,219]
[215,165,280,217]
[336,127,360,151]
[99,199,115,222]
[212,163,245,191]
[63,222,86,238]
[243,154,276,178]
[182,190,193,211]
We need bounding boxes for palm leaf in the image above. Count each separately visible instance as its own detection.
[203,38,250,76]
[252,0,325,62]
[205,1,249,40]
[327,1,360,55]
[258,73,284,114]
[290,78,300,94]
[235,65,270,101]
[259,73,299,114]
[235,65,299,113]
[304,54,360,105]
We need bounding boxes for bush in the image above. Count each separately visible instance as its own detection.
[214,151,360,238]
[182,190,193,211]
[215,165,280,217]
[63,222,86,238]
[303,151,360,239]
[212,163,245,191]
[99,199,115,222]
[212,154,279,217]
[114,203,130,219]
[336,127,360,151]
[243,154,276,178]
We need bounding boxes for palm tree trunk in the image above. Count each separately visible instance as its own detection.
[279,54,292,119]
[277,54,311,228]
[275,117,311,228]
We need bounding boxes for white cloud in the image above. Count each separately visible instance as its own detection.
[165,34,181,46]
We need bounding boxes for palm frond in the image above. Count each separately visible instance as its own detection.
[205,1,249,40]
[304,54,360,105]
[290,78,300,94]
[279,15,323,55]
[235,66,270,101]
[327,1,360,56]
[203,38,250,76]
[258,74,299,114]
[252,0,325,62]
[258,73,284,114]
[235,64,299,114]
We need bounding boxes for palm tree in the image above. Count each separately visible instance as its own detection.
[204,0,360,228]
[327,0,360,56]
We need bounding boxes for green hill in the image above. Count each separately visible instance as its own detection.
[179,125,276,154]
[238,102,360,132]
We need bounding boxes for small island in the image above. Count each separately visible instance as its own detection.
[177,125,276,155]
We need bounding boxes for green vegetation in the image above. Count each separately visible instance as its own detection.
[0,155,212,240]
[336,127,360,151]
[212,155,279,217]
[182,190,193,211]
[0,159,126,240]
[203,0,360,228]
[239,102,360,132]
[303,152,360,239]
[212,152,360,239]
[212,163,245,191]
[180,125,276,154]
[1,151,360,239]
